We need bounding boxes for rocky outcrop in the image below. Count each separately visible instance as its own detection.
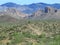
[45,6,57,13]
[32,6,60,19]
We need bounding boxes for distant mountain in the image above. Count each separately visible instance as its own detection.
[0,2,60,22]
[51,3,60,9]
[1,2,21,7]
[1,2,33,14]
[1,2,60,14]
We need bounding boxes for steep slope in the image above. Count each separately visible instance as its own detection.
[32,6,60,19]
[0,8,29,22]
[0,8,29,18]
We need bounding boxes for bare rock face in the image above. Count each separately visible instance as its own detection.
[33,9,44,17]
[33,6,57,17]
[6,8,29,18]
[44,6,57,13]
[0,8,29,19]
[32,6,60,19]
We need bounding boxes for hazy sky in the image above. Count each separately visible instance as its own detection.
[0,0,60,5]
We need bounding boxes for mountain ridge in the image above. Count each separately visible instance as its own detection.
[0,2,60,14]
[0,2,60,22]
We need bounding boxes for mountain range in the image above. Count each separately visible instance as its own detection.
[0,2,60,22]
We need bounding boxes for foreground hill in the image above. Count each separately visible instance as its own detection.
[0,20,60,45]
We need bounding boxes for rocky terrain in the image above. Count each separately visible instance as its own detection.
[0,2,60,22]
